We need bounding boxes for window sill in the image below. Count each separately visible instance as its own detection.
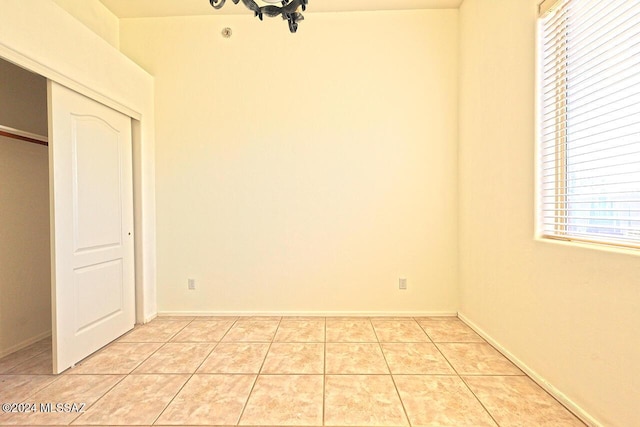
[534,235,640,257]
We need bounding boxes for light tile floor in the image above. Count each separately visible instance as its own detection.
[0,316,585,426]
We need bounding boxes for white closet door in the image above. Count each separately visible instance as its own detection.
[48,81,135,374]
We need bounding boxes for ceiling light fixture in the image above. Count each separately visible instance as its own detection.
[209,0,308,33]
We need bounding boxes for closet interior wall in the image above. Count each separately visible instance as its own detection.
[0,58,51,358]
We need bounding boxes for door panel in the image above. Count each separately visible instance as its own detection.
[73,116,123,252]
[48,81,134,374]
[74,259,124,332]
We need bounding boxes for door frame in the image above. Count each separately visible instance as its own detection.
[0,50,151,327]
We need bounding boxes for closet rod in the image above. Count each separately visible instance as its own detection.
[0,124,48,146]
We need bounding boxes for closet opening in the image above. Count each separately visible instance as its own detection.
[0,57,52,372]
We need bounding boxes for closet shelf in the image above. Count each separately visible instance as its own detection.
[0,124,48,146]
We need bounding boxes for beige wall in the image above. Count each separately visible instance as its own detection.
[458,1,640,426]
[0,137,51,357]
[0,136,51,357]
[0,59,47,136]
[51,0,120,48]
[0,133,51,356]
[120,10,459,315]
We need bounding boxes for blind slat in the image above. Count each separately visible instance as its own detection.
[545,150,640,171]
[540,156,640,173]
[541,189,639,198]
[542,139,638,163]
[541,226,640,236]
[543,216,640,222]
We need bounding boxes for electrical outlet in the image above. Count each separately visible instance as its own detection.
[188,278,196,290]
[399,278,407,290]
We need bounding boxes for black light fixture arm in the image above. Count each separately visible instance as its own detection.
[209,0,308,33]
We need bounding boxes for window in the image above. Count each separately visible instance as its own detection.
[538,0,640,248]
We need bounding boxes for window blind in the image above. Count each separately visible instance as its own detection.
[538,0,640,248]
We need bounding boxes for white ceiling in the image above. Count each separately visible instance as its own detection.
[99,0,463,18]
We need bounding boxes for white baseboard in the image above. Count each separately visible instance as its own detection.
[0,330,51,359]
[457,312,601,427]
[157,310,458,318]
[142,312,157,324]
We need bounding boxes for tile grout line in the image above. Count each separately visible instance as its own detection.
[72,319,187,425]
[126,318,194,372]
[149,372,194,426]
[124,319,194,426]
[416,320,501,427]
[66,367,130,425]
[323,317,327,426]
[370,318,413,427]
[458,375,502,427]
[235,317,282,426]
[0,338,53,375]
[148,319,236,425]
[65,321,193,424]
